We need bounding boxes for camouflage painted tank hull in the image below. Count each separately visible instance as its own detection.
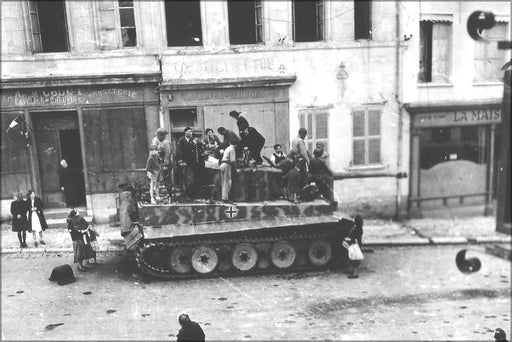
[119,191,353,280]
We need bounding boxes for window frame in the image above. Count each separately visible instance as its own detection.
[163,0,203,47]
[354,0,372,40]
[292,0,325,43]
[351,107,382,166]
[473,21,509,82]
[418,17,453,84]
[27,0,71,53]
[117,0,138,48]
[298,108,329,154]
[227,0,264,45]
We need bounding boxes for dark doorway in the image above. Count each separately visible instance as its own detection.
[59,129,86,206]
[32,111,85,208]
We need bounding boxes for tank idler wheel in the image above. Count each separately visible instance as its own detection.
[232,243,258,271]
[256,243,271,269]
[170,247,193,274]
[191,246,218,274]
[217,245,232,272]
[308,239,332,266]
[270,241,296,269]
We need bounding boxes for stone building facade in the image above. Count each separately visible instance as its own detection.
[1,0,440,222]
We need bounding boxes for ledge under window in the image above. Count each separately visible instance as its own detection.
[417,83,454,88]
[472,81,504,86]
[347,164,386,172]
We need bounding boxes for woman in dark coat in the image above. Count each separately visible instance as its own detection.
[67,208,94,271]
[346,215,364,279]
[27,189,47,247]
[11,191,29,248]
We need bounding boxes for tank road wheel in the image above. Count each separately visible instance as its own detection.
[308,239,332,267]
[270,241,296,269]
[191,246,218,274]
[216,245,232,272]
[170,247,193,274]
[232,243,258,272]
[256,243,271,269]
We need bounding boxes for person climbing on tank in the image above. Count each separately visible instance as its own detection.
[176,312,205,342]
[309,147,336,208]
[285,158,306,204]
[151,128,173,193]
[176,127,196,200]
[229,110,249,133]
[240,125,265,165]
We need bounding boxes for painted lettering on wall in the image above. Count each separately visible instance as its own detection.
[183,89,268,101]
[414,108,502,127]
[1,87,139,107]
[171,58,275,75]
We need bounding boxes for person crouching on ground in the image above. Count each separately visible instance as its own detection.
[11,191,29,248]
[146,144,161,204]
[67,208,93,272]
[177,312,205,342]
[27,189,47,247]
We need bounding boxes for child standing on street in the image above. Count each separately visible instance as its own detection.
[87,227,100,265]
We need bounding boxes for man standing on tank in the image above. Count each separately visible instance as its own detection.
[176,127,197,199]
[152,128,173,193]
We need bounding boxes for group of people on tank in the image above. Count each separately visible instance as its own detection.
[146,109,336,206]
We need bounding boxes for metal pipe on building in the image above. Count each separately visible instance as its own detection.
[394,1,404,220]
[333,172,407,181]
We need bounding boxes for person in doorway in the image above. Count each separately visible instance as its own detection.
[271,144,286,166]
[146,144,161,204]
[203,128,221,157]
[229,110,249,133]
[11,191,29,248]
[220,137,238,202]
[27,189,47,247]
[176,127,196,199]
[309,147,336,207]
[58,159,79,207]
[240,126,265,165]
[176,312,205,342]
[151,128,173,192]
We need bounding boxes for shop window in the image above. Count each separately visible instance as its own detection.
[28,0,69,52]
[419,20,452,83]
[299,109,329,154]
[354,0,372,40]
[119,0,137,47]
[292,0,324,42]
[352,108,381,166]
[164,0,202,47]
[228,0,263,45]
[420,126,488,169]
[474,22,508,82]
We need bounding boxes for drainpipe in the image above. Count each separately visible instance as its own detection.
[394,1,404,220]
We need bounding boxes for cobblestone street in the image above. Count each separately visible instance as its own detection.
[2,245,510,340]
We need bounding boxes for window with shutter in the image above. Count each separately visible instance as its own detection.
[419,20,452,83]
[119,0,137,47]
[227,0,263,45]
[354,0,372,40]
[28,0,69,53]
[352,108,381,165]
[474,22,508,82]
[98,0,119,49]
[293,0,324,42]
[298,108,329,155]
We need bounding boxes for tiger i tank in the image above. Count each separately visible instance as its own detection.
[118,164,354,280]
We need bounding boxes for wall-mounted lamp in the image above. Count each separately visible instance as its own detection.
[336,62,349,80]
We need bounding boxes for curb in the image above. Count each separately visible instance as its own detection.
[1,247,125,254]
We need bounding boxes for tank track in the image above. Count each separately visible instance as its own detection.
[134,222,349,280]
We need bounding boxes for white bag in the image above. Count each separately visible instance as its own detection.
[348,240,364,260]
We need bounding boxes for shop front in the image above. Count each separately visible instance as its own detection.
[406,101,502,217]
[1,78,159,223]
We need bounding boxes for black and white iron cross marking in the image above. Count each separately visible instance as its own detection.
[225,205,239,219]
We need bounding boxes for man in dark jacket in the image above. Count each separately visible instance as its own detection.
[176,127,196,199]
[177,313,205,342]
[229,110,249,133]
[240,126,265,165]
[309,147,335,206]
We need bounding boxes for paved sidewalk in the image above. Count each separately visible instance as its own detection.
[1,216,510,254]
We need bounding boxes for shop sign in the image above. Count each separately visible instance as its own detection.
[414,108,502,127]
[1,87,140,108]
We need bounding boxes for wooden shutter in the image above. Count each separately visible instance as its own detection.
[28,1,43,52]
[352,110,365,165]
[255,0,263,43]
[316,0,324,41]
[431,22,451,83]
[419,21,433,82]
[98,0,119,49]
